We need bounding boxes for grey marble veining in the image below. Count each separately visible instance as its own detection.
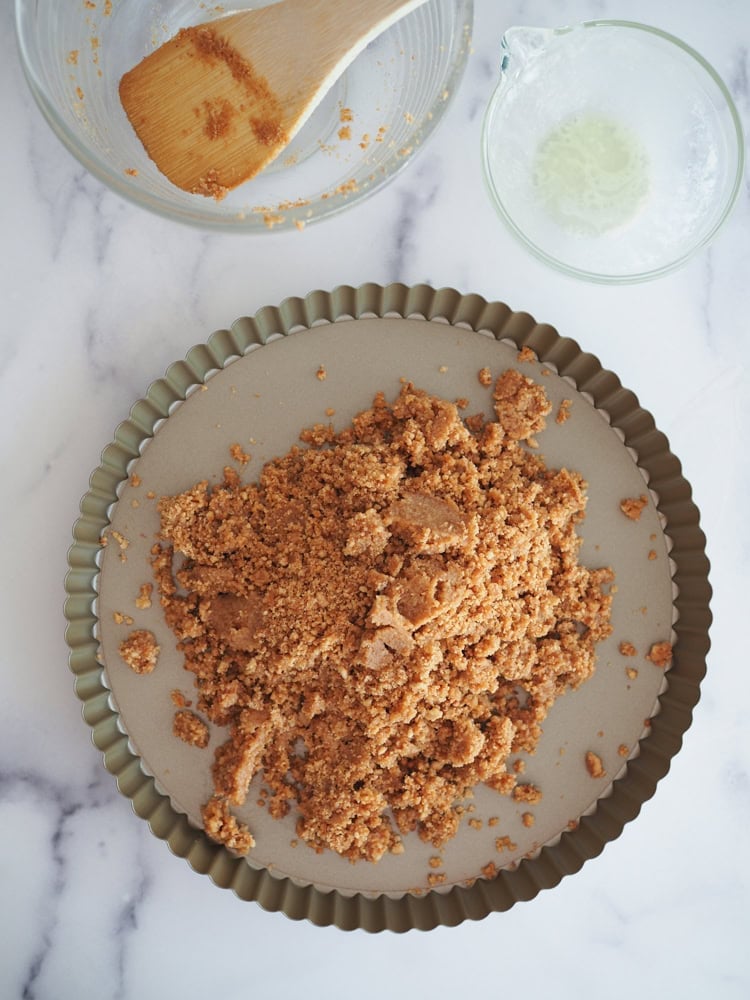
[1,0,749,998]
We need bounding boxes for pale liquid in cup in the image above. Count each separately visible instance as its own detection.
[532,113,651,236]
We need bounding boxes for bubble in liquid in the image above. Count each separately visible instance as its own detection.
[533,114,651,236]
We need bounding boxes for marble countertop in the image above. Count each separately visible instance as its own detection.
[2,0,748,997]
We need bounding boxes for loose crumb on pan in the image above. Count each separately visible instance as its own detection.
[171,689,191,708]
[555,399,572,425]
[229,443,252,465]
[619,641,637,657]
[619,495,649,520]
[119,629,159,674]
[173,709,210,748]
[517,346,536,362]
[135,583,153,610]
[315,365,327,381]
[150,371,613,860]
[512,784,542,804]
[477,367,492,387]
[495,835,517,853]
[202,795,255,853]
[521,812,535,828]
[646,641,673,668]
[585,750,606,778]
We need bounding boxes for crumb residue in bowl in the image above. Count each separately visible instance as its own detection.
[149,370,614,861]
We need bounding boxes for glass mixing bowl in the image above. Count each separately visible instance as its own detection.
[481,20,744,283]
[16,0,473,232]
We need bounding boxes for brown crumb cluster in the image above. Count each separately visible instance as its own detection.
[646,641,673,668]
[173,709,210,748]
[620,494,649,520]
[119,629,159,674]
[585,750,606,778]
[151,371,613,860]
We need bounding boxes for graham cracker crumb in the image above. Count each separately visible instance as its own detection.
[119,629,159,674]
[495,835,517,853]
[555,399,572,424]
[619,641,637,657]
[130,473,142,487]
[478,367,492,387]
[626,666,639,680]
[151,372,612,861]
[135,583,153,609]
[517,346,536,362]
[171,690,191,708]
[512,784,542,804]
[113,611,134,626]
[617,744,629,758]
[427,872,446,887]
[521,812,535,828]
[316,365,327,381]
[585,750,606,778]
[173,710,210,748]
[648,549,657,561]
[201,795,254,854]
[111,530,129,551]
[229,443,252,465]
[646,641,673,669]
[481,861,498,879]
[468,818,483,830]
[428,855,442,869]
[620,495,648,520]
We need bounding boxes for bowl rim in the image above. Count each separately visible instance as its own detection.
[15,0,474,232]
[480,18,746,284]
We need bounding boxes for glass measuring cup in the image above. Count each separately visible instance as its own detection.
[481,21,744,283]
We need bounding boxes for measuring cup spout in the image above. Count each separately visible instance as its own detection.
[500,25,556,75]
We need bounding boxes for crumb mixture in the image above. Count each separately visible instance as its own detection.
[620,495,649,520]
[173,709,210,748]
[646,641,673,668]
[119,629,160,674]
[151,370,613,861]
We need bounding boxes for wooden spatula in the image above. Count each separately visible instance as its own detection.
[120,0,429,199]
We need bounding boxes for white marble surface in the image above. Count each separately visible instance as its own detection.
[2,0,749,996]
